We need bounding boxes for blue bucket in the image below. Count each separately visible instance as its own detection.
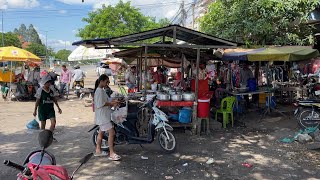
[248,78,257,91]
[179,108,192,123]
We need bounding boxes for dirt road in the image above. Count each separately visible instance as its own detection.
[1,66,320,180]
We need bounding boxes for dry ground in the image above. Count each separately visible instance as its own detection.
[0,65,320,180]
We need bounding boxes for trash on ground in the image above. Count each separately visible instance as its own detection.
[141,156,148,160]
[241,162,253,168]
[296,134,313,144]
[182,163,188,166]
[206,158,214,164]
[165,176,173,179]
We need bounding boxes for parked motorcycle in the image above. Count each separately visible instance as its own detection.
[294,100,320,129]
[3,130,93,180]
[88,96,177,153]
[300,74,320,99]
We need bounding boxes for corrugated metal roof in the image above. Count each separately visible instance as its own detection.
[72,24,238,48]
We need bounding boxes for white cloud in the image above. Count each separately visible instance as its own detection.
[58,9,67,14]
[39,32,74,51]
[0,0,40,9]
[43,5,53,9]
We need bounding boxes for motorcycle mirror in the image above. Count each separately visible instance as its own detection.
[38,130,53,149]
[79,153,93,164]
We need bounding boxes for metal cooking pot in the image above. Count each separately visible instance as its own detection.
[182,92,195,101]
[171,94,182,101]
[157,93,170,101]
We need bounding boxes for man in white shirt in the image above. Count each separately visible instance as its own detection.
[72,65,86,88]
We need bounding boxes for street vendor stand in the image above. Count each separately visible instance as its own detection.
[221,46,319,120]
[0,46,41,99]
[73,25,238,135]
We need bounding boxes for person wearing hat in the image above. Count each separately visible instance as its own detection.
[33,76,62,136]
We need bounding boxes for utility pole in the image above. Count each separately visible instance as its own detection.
[45,31,48,66]
[180,1,187,27]
[65,41,66,50]
[1,10,4,46]
[192,1,195,29]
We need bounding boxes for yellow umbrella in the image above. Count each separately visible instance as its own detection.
[0,46,41,99]
[0,46,41,62]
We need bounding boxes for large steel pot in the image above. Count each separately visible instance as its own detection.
[171,94,182,101]
[182,92,195,101]
[157,93,170,101]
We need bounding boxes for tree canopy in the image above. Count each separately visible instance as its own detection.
[55,49,72,61]
[199,0,320,46]
[0,32,22,48]
[26,43,54,57]
[78,0,170,39]
[14,24,42,44]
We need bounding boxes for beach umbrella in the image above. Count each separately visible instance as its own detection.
[68,45,107,61]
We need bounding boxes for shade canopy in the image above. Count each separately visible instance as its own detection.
[0,46,41,62]
[248,46,319,62]
[222,46,319,62]
[222,48,265,61]
[68,45,107,61]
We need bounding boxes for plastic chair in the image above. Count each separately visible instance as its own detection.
[215,96,236,128]
[118,86,128,96]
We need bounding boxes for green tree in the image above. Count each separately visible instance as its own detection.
[199,0,320,46]
[26,43,47,56]
[78,1,170,39]
[17,24,28,41]
[27,24,42,44]
[55,49,72,61]
[0,32,22,47]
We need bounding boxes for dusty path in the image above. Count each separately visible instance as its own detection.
[0,65,320,180]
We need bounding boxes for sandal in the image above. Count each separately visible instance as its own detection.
[109,154,121,161]
[94,151,109,157]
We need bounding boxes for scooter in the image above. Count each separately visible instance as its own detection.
[294,100,320,129]
[3,130,93,180]
[88,96,177,153]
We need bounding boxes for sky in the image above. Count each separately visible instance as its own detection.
[0,0,195,52]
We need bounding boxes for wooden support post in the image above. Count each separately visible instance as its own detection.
[192,48,200,135]
[144,46,148,98]
[139,51,143,91]
[181,54,185,88]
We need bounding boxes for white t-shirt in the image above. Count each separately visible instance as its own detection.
[125,71,136,84]
[94,87,112,125]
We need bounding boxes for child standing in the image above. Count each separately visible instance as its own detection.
[33,76,62,133]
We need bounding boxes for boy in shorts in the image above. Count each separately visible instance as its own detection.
[33,76,62,133]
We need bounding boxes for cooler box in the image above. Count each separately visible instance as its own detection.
[198,98,210,118]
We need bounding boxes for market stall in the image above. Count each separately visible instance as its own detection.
[220,46,319,120]
[73,24,238,135]
[0,46,41,100]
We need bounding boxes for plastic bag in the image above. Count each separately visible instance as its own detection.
[111,106,127,124]
[26,119,40,130]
